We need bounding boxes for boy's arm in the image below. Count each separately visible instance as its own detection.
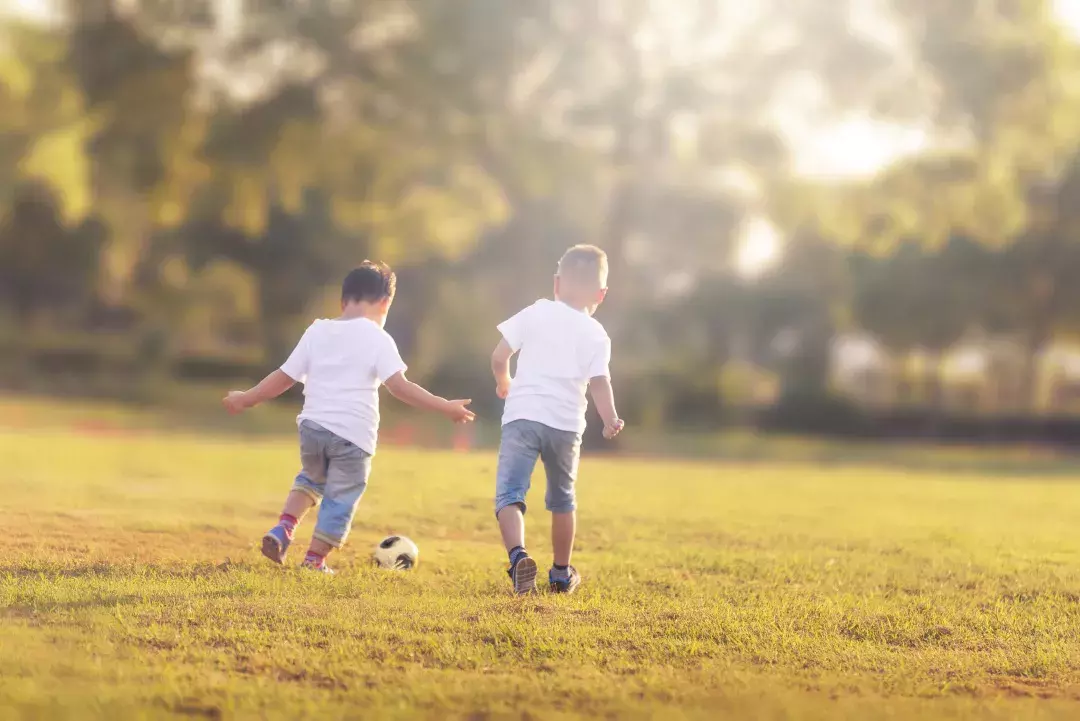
[586,333,622,439]
[226,324,309,414]
[223,370,296,414]
[492,339,515,399]
[384,372,475,423]
[589,376,624,440]
[494,305,531,399]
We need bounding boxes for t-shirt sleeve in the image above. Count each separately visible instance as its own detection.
[375,332,408,383]
[586,332,612,380]
[280,325,313,382]
[497,305,532,351]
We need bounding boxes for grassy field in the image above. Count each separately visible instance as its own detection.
[2,402,1080,720]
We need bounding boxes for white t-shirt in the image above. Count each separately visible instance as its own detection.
[498,299,611,434]
[280,317,407,455]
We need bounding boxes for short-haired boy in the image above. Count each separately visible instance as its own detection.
[224,261,475,574]
[491,245,624,594]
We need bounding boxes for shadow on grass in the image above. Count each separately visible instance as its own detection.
[0,559,258,581]
[2,587,249,619]
[3,593,161,616]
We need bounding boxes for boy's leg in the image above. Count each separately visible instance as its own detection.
[263,423,326,564]
[495,421,541,594]
[551,511,576,568]
[304,537,335,570]
[305,432,371,573]
[283,490,316,519]
[497,505,525,553]
[541,428,582,593]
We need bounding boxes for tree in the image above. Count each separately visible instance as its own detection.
[0,22,93,223]
[66,0,514,364]
[976,160,1080,410]
[852,237,991,407]
[0,182,103,325]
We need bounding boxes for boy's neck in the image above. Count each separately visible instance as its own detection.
[555,296,595,315]
[339,302,386,325]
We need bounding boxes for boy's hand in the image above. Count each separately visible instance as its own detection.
[602,418,624,440]
[443,399,476,424]
[222,371,294,416]
[495,377,511,400]
[222,391,249,415]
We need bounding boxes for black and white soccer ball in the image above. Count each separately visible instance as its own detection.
[373,535,419,570]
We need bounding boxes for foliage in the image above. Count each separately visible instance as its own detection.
[5,1,1080,421]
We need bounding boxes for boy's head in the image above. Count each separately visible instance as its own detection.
[555,245,608,313]
[341,261,396,321]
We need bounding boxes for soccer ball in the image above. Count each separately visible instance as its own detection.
[373,535,419,570]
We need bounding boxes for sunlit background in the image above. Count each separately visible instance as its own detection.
[5,0,1080,446]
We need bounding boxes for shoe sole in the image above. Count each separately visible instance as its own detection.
[513,557,538,595]
[261,534,285,565]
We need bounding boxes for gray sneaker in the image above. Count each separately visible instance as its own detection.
[507,554,538,595]
[549,565,581,594]
[301,560,335,575]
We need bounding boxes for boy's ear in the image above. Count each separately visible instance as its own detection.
[597,287,608,303]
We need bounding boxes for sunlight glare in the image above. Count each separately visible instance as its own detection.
[1055,0,1080,38]
[736,216,781,277]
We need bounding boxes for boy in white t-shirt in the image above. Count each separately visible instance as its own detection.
[491,245,624,594]
[223,261,475,574]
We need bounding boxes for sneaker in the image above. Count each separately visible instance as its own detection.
[260,525,292,565]
[549,565,581,594]
[301,559,335,575]
[507,554,538,595]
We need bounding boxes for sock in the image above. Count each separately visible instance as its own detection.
[304,551,325,568]
[552,564,569,579]
[278,513,299,540]
[508,546,527,566]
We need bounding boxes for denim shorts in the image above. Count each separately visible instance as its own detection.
[495,419,582,516]
[291,421,371,548]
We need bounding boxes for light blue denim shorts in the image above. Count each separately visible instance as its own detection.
[495,419,582,516]
[291,420,371,548]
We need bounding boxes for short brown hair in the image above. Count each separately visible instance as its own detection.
[557,245,608,288]
[341,260,396,303]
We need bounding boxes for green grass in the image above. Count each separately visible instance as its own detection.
[2,404,1080,719]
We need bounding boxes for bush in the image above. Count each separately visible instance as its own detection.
[756,388,870,437]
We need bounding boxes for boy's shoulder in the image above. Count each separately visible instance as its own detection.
[305,317,396,343]
[504,299,608,343]
[567,303,609,338]
[521,298,552,314]
[543,298,607,330]
[578,310,608,337]
[503,298,551,325]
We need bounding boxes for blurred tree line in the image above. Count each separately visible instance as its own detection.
[5,0,1080,439]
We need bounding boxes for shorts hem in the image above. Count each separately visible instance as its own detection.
[291,484,322,503]
[494,499,527,518]
[312,530,344,548]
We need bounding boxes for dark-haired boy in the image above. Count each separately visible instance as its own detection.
[224,261,475,573]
